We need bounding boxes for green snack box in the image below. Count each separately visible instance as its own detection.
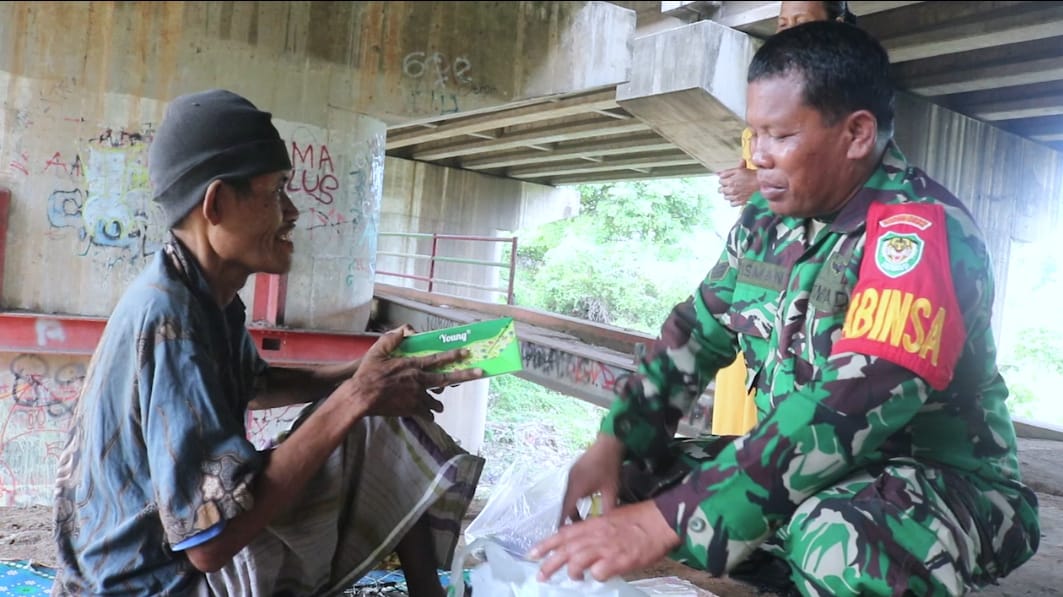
[393,317,523,378]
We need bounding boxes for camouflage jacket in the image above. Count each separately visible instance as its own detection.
[600,143,1030,572]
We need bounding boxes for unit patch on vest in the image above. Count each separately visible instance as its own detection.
[832,202,965,390]
[876,231,924,278]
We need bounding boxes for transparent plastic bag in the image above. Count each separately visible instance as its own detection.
[462,460,579,556]
[629,576,717,596]
[452,460,644,596]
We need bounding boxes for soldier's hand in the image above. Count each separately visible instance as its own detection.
[717,161,758,208]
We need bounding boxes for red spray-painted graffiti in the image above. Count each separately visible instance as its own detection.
[0,353,83,506]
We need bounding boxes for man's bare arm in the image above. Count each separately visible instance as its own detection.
[247,359,363,410]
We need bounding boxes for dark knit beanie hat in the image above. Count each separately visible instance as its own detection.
[149,89,293,228]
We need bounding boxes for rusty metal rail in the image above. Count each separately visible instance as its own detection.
[376,232,519,304]
[0,310,378,367]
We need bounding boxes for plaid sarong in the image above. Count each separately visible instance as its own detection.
[194,414,483,596]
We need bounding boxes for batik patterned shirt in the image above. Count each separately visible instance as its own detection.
[600,143,1037,574]
[52,238,266,595]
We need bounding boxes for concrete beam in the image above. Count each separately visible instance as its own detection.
[548,164,712,185]
[507,151,698,178]
[1000,115,1063,139]
[711,1,923,36]
[895,36,1063,96]
[710,1,779,31]
[616,20,758,173]
[945,80,1063,121]
[411,118,651,161]
[966,94,1063,121]
[902,57,1063,97]
[870,2,1063,64]
[386,89,620,150]
[0,1,637,127]
[461,135,676,170]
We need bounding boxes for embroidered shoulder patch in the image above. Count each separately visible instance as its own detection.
[880,213,932,230]
[875,231,924,278]
[832,202,966,390]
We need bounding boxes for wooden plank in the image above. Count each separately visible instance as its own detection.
[1013,416,1063,442]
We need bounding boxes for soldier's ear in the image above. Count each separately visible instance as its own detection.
[844,110,878,161]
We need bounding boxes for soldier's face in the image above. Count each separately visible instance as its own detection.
[745,73,854,218]
[777,1,831,32]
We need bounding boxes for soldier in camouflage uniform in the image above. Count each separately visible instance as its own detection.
[530,21,1040,597]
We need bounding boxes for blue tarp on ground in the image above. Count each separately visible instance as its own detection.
[0,560,55,595]
[0,562,470,597]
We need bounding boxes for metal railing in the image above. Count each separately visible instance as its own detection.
[375,232,518,304]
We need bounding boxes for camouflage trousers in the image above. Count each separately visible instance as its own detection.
[622,438,1040,597]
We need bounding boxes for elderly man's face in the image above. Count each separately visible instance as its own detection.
[210,170,299,277]
[745,73,853,218]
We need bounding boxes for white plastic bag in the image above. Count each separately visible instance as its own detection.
[452,460,647,596]
[463,538,649,597]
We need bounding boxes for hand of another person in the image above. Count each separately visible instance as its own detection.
[717,161,759,208]
[530,500,681,583]
[342,325,483,419]
[557,434,625,526]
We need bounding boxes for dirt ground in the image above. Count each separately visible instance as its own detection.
[0,504,54,567]
[0,502,760,597]
[3,438,1062,596]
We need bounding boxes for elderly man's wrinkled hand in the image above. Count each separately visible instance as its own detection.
[343,325,483,419]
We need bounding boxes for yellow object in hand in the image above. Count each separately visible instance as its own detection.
[741,127,757,171]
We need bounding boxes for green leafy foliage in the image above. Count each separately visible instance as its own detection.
[997,241,1063,425]
[579,179,715,247]
[481,177,731,491]
[510,177,728,333]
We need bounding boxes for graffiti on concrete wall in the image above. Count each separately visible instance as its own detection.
[43,125,165,267]
[287,129,348,234]
[345,132,385,289]
[519,341,715,434]
[0,351,314,506]
[0,353,82,506]
[402,51,496,116]
[520,342,631,398]
[281,125,385,297]
[245,406,309,451]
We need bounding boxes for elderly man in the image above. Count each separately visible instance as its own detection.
[52,89,483,596]
[532,22,1040,597]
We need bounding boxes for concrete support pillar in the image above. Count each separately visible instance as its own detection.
[269,112,387,332]
[433,378,490,455]
[0,0,636,325]
[0,0,638,505]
